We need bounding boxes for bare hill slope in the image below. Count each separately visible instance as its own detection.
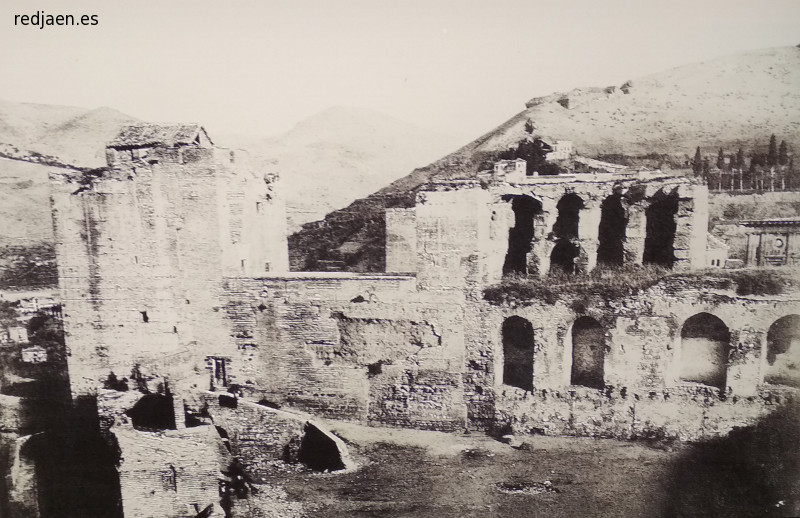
[290,46,800,271]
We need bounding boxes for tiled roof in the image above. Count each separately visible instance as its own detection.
[107,124,212,148]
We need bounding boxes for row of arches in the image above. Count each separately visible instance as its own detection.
[501,314,800,392]
[502,190,679,276]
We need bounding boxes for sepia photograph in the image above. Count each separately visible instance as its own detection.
[1,1,799,516]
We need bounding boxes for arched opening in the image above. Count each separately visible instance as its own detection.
[571,317,605,388]
[550,193,584,274]
[126,394,176,431]
[596,193,627,266]
[765,315,800,387]
[679,313,730,389]
[502,316,534,391]
[643,190,679,268]
[502,195,543,276]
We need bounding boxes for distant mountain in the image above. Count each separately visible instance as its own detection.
[0,101,459,249]
[0,100,138,166]
[289,46,800,272]
[244,106,461,230]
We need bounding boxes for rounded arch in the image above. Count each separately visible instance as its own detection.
[549,193,585,275]
[570,316,605,389]
[643,190,679,268]
[502,316,534,391]
[765,314,800,387]
[502,195,544,276]
[125,393,177,431]
[597,193,628,267]
[679,313,730,389]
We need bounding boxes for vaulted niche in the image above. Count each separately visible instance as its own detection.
[549,193,584,274]
[679,313,730,390]
[643,190,679,268]
[502,316,534,391]
[597,193,628,267]
[765,314,800,387]
[502,195,543,276]
[570,317,605,389]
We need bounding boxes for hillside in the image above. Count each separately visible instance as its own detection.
[289,46,800,272]
[0,100,138,167]
[246,106,460,230]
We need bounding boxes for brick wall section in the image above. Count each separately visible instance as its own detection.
[51,142,287,401]
[114,424,226,518]
[222,274,467,431]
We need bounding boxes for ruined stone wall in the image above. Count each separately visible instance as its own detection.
[464,283,800,439]
[411,175,708,289]
[222,274,466,431]
[114,424,225,518]
[51,145,287,400]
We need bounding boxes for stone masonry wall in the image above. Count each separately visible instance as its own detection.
[464,282,800,439]
[222,274,466,431]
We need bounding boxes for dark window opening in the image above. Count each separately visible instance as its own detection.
[765,314,800,387]
[597,193,628,266]
[550,193,584,274]
[212,357,228,388]
[570,317,605,389]
[502,316,534,391]
[126,394,176,431]
[643,190,679,268]
[680,313,730,390]
[502,195,543,276]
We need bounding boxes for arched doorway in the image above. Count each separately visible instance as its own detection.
[597,193,627,267]
[502,195,543,276]
[679,313,730,390]
[502,316,534,391]
[643,190,679,268]
[550,193,584,274]
[570,317,605,389]
[765,315,800,387]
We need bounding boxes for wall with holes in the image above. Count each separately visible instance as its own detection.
[222,273,466,431]
[50,144,287,399]
[463,281,800,440]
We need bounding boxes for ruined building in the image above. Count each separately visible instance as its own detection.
[33,124,800,515]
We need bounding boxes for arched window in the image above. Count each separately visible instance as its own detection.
[502,316,534,391]
[679,313,730,389]
[643,190,679,268]
[765,315,800,387]
[571,317,605,388]
[550,193,584,274]
[597,193,627,267]
[502,195,543,276]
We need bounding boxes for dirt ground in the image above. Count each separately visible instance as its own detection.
[257,407,800,518]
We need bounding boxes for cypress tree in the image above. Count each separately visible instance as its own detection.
[768,134,778,167]
[716,148,725,170]
[692,147,702,176]
[736,147,745,170]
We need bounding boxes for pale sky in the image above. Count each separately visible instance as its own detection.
[2,0,799,141]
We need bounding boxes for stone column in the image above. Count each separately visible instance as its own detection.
[625,203,647,265]
[578,200,601,272]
